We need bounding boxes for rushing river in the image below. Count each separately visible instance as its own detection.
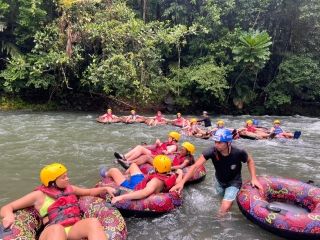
[0,111,319,240]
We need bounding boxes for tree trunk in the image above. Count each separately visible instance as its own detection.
[143,0,147,23]
[177,45,181,69]
[226,68,246,104]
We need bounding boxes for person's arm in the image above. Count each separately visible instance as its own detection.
[72,185,115,197]
[247,155,263,191]
[0,191,43,228]
[154,139,162,146]
[111,179,162,204]
[171,159,190,170]
[197,118,205,123]
[164,145,177,154]
[170,155,206,193]
[100,113,108,118]
[237,127,246,133]
[175,169,183,184]
[167,119,175,124]
[196,126,206,134]
[210,127,218,132]
[182,125,189,130]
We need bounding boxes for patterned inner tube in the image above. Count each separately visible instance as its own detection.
[238,132,259,140]
[0,196,127,240]
[96,177,183,216]
[237,176,320,240]
[139,163,206,184]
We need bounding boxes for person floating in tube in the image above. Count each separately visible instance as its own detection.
[114,131,180,168]
[100,155,183,204]
[0,163,115,240]
[170,129,263,217]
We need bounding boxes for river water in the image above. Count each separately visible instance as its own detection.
[0,111,319,240]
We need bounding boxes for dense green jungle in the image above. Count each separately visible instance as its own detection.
[1,0,320,115]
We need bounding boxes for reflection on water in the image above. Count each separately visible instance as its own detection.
[0,111,319,240]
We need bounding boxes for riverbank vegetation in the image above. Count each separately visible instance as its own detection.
[1,0,320,115]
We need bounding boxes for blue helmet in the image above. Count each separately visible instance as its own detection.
[253,119,259,126]
[212,129,233,142]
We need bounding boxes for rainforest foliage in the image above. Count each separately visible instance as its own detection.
[1,0,320,114]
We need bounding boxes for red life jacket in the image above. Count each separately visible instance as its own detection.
[134,173,176,192]
[103,113,113,120]
[246,125,257,133]
[175,117,183,125]
[172,154,186,166]
[151,141,177,155]
[155,115,165,122]
[36,185,81,227]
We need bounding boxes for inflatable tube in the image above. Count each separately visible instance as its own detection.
[139,163,206,184]
[144,118,167,126]
[270,130,302,140]
[119,116,146,124]
[192,133,211,140]
[126,118,146,124]
[238,132,259,140]
[96,177,182,217]
[79,196,127,239]
[0,196,127,240]
[96,118,121,124]
[171,123,184,128]
[237,176,320,240]
[0,207,41,240]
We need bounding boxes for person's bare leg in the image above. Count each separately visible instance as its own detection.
[123,145,141,159]
[259,132,270,139]
[106,168,126,186]
[125,146,151,162]
[127,163,143,175]
[68,218,106,240]
[39,224,67,240]
[131,155,152,165]
[218,199,233,217]
[146,119,154,126]
[284,132,294,138]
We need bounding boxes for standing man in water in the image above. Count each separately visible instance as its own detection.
[197,111,212,128]
[170,129,263,216]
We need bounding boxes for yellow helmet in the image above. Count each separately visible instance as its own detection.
[190,118,197,124]
[131,109,135,114]
[153,155,171,173]
[246,119,253,125]
[40,163,67,187]
[181,142,196,155]
[168,131,181,141]
[216,120,224,126]
[274,119,280,124]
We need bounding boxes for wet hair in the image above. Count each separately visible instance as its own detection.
[187,155,195,165]
[48,181,56,187]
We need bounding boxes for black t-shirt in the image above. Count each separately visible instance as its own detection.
[198,116,212,127]
[202,146,248,188]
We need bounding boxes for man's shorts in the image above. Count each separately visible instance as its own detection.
[214,180,239,201]
[120,174,145,190]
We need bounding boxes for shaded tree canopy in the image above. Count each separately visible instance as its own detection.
[0,0,319,115]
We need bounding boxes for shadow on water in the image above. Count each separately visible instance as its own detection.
[0,111,319,239]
